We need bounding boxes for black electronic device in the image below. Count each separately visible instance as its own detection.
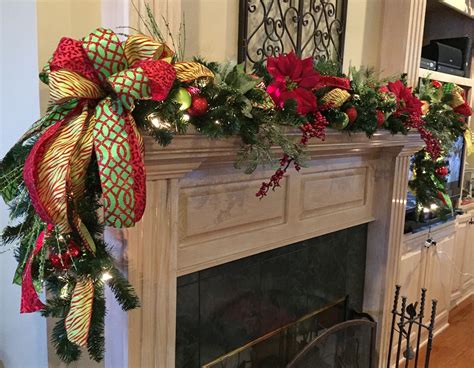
[421,37,472,77]
[437,65,465,77]
[420,57,437,71]
[422,42,462,69]
[433,37,472,77]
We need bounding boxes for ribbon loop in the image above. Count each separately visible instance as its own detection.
[124,34,174,66]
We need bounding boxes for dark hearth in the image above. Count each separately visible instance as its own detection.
[176,224,368,367]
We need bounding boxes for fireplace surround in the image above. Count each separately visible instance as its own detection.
[125,130,423,367]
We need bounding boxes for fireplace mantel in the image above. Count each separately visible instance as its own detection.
[143,130,424,179]
[126,131,423,367]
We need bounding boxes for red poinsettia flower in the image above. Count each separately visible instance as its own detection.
[266,52,320,115]
[387,80,423,116]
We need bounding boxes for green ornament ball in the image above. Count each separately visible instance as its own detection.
[174,87,192,111]
[330,112,349,130]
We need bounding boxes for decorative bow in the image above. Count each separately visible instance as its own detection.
[20,28,213,316]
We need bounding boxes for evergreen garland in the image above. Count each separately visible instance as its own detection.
[0,20,471,364]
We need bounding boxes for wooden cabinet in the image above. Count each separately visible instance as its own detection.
[451,206,474,307]
[399,222,456,335]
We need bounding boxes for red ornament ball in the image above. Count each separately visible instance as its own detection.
[345,107,358,124]
[187,95,208,116]
[49,253,70,270]
[431,80,442,89]
[67,242,81,258]
[376,110,385,127]
[435,166,449,177]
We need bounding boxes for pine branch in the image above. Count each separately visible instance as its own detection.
[108,266,140,311]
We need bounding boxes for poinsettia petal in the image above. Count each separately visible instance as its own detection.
[294,88,317,115]
[278,54,292,76]
[301,56,314,73]
[266,57,280,78]
[290,58,303,80]
[299,74,321,89]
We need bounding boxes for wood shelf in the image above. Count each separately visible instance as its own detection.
[418,68,474,88]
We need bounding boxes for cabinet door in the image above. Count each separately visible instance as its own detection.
[397,241,428,304]
[451,219,469,305]
[425,233,455,332]
[462,212,474,293]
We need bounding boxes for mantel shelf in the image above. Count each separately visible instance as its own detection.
[143,130,424,179]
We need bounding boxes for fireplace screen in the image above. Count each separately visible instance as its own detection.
[203,299,375,368]
[287,320,376,368]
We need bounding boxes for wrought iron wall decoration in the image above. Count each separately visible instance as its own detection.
[238,0,347,69]
[387,285,438,368]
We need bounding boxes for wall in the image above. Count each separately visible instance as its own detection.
[343,0,384,72]
[0,1,47,367]
[181,0,239,61]
[36,0,102,113]
[141,0,384,71]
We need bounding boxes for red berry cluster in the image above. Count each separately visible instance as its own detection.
[300,111,329,145]
[256,155,293,198]
[49,241,82,270]
[407,113,441,160]
[256,111,329,199]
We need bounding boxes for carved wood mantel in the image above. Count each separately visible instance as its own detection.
[126,131,423,367]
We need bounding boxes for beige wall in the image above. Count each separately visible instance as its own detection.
[136,0,385,71]
[36,0,102,113]
[343,0,384,72]
[181,0,239,61]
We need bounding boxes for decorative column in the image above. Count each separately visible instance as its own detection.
[379,0,427,86]
[127,149,202,367]
[127,179,179,368]
[364,142,424,367]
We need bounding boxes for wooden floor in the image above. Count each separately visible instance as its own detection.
[418,296,474,368]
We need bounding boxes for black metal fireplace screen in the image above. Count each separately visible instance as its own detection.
[238,0,348,68]
[203,297,376,368]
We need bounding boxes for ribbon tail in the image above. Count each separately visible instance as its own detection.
[20,230,47,313]
[93,99,145,227]
[24,104,89,233]
[65,278,94,346]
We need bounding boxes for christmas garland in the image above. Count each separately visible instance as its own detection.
[0,27,471,363]
[409,79,472,219]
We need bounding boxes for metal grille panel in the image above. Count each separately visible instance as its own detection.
[238,0,347,68]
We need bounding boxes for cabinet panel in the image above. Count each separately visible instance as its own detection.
[462,213,474,291]
[398,247,427,303]
[426,234,455,325]
[451,218,469,304]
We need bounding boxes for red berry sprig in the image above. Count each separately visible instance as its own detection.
[256,111,329,198]
[407,113,441,159]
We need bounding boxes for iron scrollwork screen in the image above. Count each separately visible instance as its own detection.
[238,0,347,69]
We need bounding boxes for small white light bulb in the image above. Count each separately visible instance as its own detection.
[423,207,430,214]
[182,113,190,122]
[101,271,113,282]
[430,203,438,211]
